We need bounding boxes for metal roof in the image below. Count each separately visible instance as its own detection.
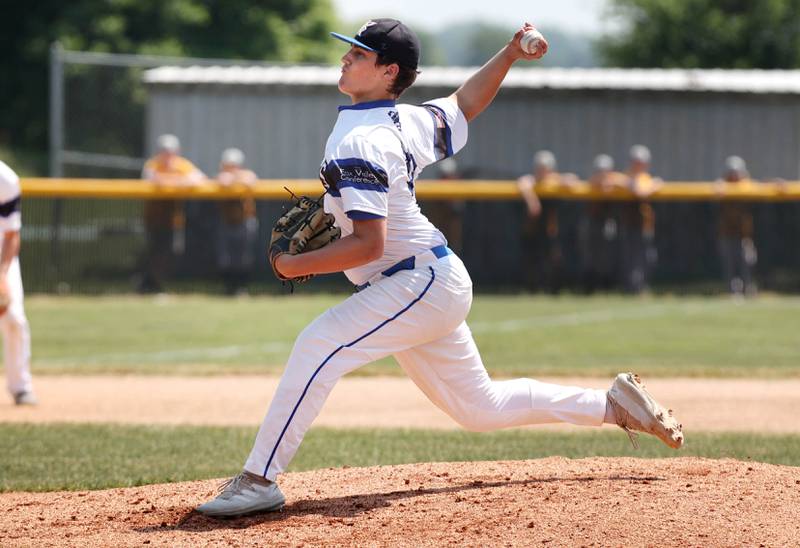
[143,65,800,93]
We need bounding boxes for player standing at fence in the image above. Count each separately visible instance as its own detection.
[215,148,258,296]
[581,154,625,293]
[197,19,683,518]
[139,134,205,293]
[619,145,662,293]
[0,161,35,405]
[715,156,758,296]
[517,150,576,292]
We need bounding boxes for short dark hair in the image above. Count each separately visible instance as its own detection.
[376,54,418,97]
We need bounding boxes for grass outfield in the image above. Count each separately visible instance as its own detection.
[1,424,798,492]
[27,294,800,378]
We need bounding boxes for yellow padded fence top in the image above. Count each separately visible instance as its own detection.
[20,178,800,201]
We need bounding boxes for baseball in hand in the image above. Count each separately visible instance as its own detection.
[520,29,546,55]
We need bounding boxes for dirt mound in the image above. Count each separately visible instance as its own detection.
[1,457,798,547]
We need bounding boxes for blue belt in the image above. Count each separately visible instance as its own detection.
[355,245,453,292]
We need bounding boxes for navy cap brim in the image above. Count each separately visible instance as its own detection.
[330,32,377,52]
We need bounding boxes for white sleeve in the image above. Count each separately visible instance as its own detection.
[326,135,390,220]
[0,193,21,233]
[0,162,22,232]
[400,98,468,172]
[0,208,21,233]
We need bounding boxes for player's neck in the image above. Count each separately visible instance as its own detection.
[347,90,396,105]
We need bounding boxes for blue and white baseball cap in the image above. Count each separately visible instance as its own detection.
[331,18,421,70]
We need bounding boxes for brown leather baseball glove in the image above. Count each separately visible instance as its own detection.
[268,192,340,284]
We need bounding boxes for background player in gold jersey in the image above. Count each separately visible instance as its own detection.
[715,156,758,296]
[517,150,577,292]
[139,134,205,293]
[619,145,662,294]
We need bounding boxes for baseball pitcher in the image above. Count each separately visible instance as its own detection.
[197,19,683,518]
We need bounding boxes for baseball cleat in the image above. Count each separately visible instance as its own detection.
[196,471,285,518]
[13,391,38,406]
[607,372,684,449]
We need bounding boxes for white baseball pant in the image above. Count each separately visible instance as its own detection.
[3,257,32,396]
[245,251,607,481]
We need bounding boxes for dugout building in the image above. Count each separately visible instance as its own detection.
[140,66,800,291]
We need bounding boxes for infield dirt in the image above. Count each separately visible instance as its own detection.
[1,457,798,547]
[3,375,800,432]
[3,376,799,546]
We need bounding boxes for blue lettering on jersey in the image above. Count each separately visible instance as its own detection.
[320,158,388,197]
[388,110,402,132]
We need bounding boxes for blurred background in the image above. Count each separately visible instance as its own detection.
[2,0,800,295]
[2,0,800,501]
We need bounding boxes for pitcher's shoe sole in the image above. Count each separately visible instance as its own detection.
[197,496,284,518]
[607,372,684,449]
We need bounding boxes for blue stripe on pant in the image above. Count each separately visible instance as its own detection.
[261,267,437,478]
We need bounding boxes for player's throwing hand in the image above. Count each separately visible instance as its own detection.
[510,23,548,61]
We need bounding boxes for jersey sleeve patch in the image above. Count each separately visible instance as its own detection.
[321,158,389,196]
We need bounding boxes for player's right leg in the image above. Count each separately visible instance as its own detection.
[394,322,608,431]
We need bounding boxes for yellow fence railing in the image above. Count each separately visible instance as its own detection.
[20,178,800,201]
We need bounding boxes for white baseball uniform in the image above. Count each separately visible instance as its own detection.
[244,99,607,481]
[0,161,32,398]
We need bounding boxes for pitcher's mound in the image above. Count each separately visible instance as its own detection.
[2,457,798,547]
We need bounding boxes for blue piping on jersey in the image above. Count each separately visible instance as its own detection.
[346,210,385,220]
[261,266,437,479]
[339,99,396,111]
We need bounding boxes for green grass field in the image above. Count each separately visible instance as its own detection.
[1,423,798,492]
[7,293,797,493]
[28,293,800,377]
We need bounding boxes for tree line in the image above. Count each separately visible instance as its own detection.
[3,0,800,170]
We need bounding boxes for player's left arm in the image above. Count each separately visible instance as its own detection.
[517,174,542,217]
[217,169,256,187]
[558,172,579,188]
[449,23,547,122]
[181,163,206,186]
[636,176,663,198]
[274,218,386,278]
[605,171,629,191]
